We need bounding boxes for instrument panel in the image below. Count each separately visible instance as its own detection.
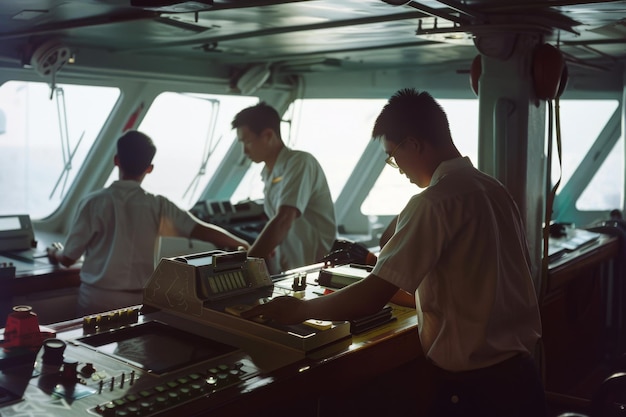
[0,319,259,417]
[0,250,401,416]
[144,251,351,353]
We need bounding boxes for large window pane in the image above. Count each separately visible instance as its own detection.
[288,99,386,201]
[231,161,264,203]
[0,81,119,218]
[552,100,618,187]
[106,92,258,209]
[577,136,624,211]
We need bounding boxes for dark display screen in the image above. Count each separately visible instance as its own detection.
[76,321,237,375]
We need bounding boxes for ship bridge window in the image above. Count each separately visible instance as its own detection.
[231,98,387,204]
[576,136,624,211]
[362,99,479,216]
[552,99,622,220]
[104,92,258,209]
[577,137,624,211]
[0,81,119,219]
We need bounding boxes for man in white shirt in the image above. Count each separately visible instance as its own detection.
[242,89,546,416]
[48,130,249,316]
[232,102,336,274]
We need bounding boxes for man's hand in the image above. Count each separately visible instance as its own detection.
[241,275,399,326]
[46,242,64,265]
[240,296,307,325]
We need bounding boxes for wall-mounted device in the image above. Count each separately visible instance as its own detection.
[0,215,35,252]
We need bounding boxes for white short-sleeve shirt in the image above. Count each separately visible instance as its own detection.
[262,148,336,272]
[63,180,197,293]
[372,157,542,372]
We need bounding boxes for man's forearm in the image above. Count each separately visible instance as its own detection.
[190,223,250,250]
[247,217,290,258]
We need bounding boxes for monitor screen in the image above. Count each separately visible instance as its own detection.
[76,321,238,375]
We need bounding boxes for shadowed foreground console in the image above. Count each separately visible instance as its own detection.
[0,251,419,417]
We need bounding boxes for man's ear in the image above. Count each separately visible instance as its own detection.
[146,164,154,174]
[407,137,423,152]
[261,127,277,142]
[113,154,120,166]
[407,136,423,152]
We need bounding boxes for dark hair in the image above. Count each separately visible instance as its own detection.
[231,102,282,139]
[610,209,623,219]
[116,130,156,176]
[372,88,452,147]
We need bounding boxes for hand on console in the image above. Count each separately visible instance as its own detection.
[239,296,306,325]
[46,242,64,265]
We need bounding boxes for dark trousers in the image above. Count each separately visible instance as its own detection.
[317,354,547,417]
[419,355,548,417]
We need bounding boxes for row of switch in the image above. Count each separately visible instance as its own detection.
[83,307,141,333]
[94,362,249,417]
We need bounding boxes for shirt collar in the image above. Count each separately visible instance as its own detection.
[262,147,291,181]
[111,179,142,189]
[430,156,473,187]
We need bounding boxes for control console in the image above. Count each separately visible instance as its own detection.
[143,251,351,352]
[189,200,267,244]
[0,320,259,417]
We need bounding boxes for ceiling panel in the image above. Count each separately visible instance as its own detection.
[0,0,623,79]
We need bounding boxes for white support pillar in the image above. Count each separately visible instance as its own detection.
[475,32,547,290]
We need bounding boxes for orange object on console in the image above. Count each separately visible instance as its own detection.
[3,305,44,348]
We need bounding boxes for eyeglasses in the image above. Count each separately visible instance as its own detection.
[385,137,408,169]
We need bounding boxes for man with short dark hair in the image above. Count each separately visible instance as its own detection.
[48,130,249,316]
[242,89,546,416]
[232,102,336,274]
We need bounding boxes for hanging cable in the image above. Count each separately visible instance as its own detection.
[49,87,85,199]
[183,98,220,204]
[539,87,564,306]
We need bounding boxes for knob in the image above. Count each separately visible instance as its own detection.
[61,359,78,382]
[42,338,66,366]
[80,362,96,377]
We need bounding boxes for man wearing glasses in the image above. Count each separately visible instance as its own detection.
[243,89,546,416]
